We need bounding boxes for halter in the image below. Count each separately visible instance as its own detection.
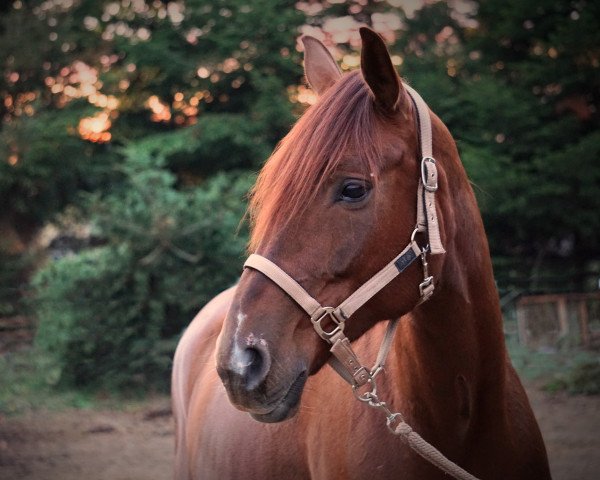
[244,85,444,388]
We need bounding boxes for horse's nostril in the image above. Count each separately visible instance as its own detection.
[236,345,271,391]
[242,347,261,375]
[217,339,273,394]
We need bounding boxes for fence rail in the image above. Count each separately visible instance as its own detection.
[515,292,600,350]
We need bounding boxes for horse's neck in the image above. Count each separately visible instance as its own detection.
[408,252,506,383]
[390,180,508,437]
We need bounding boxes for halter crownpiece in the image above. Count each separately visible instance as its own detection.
[405,84,445,256]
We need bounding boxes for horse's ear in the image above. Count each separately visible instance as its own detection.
[359,27,404,112]
[301,35,342,95]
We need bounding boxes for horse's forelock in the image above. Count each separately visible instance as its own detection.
[248,71,385,252]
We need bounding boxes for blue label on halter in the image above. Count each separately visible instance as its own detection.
[394,249,417,273]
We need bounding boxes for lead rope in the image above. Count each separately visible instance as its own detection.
[243,85,480,480]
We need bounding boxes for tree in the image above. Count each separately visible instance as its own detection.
[1,0,306,389]
[461,0,600,290]
[0,0,304,247]
[5,0,600,393]
[356,0,600,291]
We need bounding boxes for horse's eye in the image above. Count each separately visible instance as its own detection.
[339,179,370,203]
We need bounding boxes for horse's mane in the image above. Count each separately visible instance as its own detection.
[248,70,385,251]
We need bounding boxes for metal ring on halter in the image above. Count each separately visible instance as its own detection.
[410,227,421,243]
[411,228,430,255]
[310,306,345,341]
[353,376,378,403]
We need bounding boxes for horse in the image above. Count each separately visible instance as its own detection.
[172,28,551,480]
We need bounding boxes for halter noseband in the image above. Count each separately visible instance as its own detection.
[243,85,444,389]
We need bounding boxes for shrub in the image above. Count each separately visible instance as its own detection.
[566,360,600,395]
[545,358,600,395]
[32,148,253,391]
[0,251,33,317]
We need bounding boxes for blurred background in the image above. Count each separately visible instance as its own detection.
[0,0,599,478]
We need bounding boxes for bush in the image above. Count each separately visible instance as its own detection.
[32,148,253,391]
[545,358,600,395]
[566,360,600,395]
[507,336,600,395]
[0,251,34,317]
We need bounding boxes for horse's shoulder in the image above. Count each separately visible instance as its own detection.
[172,286,236,413]
[176,286,236,359]
[500,364,552,478]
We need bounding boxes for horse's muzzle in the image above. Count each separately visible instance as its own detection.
[217,336,307,422]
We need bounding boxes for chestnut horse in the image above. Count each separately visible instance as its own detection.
[172,29,551,479]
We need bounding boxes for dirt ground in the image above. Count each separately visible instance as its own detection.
[0,384,598,480]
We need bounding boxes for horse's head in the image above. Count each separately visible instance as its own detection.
[216,28,449,422]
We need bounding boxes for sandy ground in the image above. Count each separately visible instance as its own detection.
[0,398,174,480]
[0,385,598,480]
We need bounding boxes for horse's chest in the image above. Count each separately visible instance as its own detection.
[302,402,424,480]
[196,413,418,480]
[195,384,425,480]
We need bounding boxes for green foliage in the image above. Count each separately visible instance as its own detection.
[2,0,299,393]
[389,0,600,289]
[164,113,273,175]
[545,359,600,396]
[462,0,599,264]
[562,360,600,395]
[0,251,33,316]
[0,347,160,415]
[0,108,119,226]
[0,349,68,414]
[32,143,253,390]
[0,0,302,241]
[2,0,599,396]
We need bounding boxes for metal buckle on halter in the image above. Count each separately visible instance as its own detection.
[418,246,435,302]
[310,306,345,342]
[421,157,438,192]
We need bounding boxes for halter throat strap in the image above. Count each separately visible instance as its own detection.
[243,85,443,388]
